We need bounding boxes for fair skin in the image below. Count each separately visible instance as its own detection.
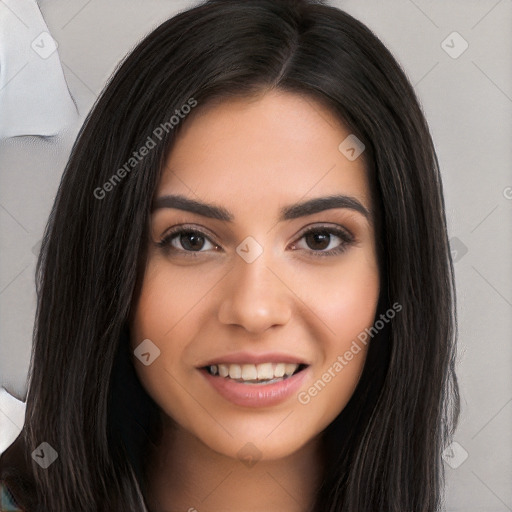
[129,90,380,512]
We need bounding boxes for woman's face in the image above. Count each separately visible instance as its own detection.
[129,90,380,461]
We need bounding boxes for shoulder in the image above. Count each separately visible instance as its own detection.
[0,434,36,511]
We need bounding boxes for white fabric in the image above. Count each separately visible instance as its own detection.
[0,387,25,455]
[0,0,77,139]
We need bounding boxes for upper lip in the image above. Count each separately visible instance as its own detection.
[199,351,310,367]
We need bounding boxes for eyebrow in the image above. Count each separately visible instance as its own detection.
[151,193,371,222]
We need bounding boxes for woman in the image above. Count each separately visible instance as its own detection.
[0,0,459,510]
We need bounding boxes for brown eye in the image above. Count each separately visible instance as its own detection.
[304,230,331,251]
[176,231,207,251]
[292,226,355,257]
[157,227,218,255]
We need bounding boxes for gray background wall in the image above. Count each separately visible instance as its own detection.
[0,1,511,510]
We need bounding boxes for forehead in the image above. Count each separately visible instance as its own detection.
[157,90,371,215]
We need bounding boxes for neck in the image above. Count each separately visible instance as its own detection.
[145,417,324,512]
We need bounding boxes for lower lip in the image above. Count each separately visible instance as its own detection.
[199,366,310,408]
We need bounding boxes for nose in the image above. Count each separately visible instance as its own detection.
[217,250,292,334]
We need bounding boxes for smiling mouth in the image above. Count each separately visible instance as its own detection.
[202,362,309,385]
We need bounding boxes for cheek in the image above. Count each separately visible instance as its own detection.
[131,260,216,341]
[294,253,379,422]
[128,260,220,423]
[326,268,379,343]
[297,251,380,348]
[130,254,230,374]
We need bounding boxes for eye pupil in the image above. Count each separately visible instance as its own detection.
[306,231,330,251]
[181,232,205,251]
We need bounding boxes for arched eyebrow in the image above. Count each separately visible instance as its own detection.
[151,194,371,222]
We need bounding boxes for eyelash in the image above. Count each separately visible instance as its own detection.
[156,224,355,259]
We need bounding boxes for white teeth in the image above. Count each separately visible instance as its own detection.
[209,362,301,381]
[257,362,274,380]
[274,363,285,378]
[228,364,242,379]
[241,364,258,380]
[284,363,298,376]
